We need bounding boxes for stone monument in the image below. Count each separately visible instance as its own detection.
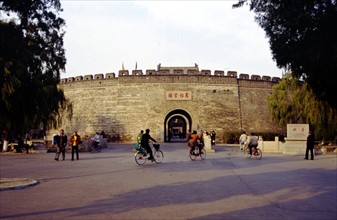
[203,134,215,153]
[283,124,309,155]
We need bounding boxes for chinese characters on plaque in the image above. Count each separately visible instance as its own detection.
[287,124,309,140]
[166,91,192,100]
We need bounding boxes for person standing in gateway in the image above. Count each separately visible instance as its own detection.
[54,129,68,161]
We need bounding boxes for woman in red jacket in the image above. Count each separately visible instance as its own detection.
[69,131,81,161]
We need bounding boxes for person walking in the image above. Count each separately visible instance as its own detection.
[69,131,81,161]
[305,131,315,160]
[141,129,157,160]
[54,129,68,161]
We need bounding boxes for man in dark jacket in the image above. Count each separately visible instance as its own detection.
[305,131,315,160]
[54,129,68,161]
[141,129,157,160]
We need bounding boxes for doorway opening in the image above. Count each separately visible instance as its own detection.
[164,109,192,142]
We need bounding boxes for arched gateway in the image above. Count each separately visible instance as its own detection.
[164,109,192,142]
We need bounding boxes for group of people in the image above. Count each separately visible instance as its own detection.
[53,128,316,162]
[53,129,157,161]
[239,131,259,155]
[137,129,157,160]
[239,130,315,160]
[54,129,81,161]
[186,130,216,145]
[53,129,102,161]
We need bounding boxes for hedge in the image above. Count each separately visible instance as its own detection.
[222,131,285,144]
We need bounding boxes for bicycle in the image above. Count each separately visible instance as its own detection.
[243,144,262,160]
[134,143,164,165]
[90,141,102,152]
[189,143,206,161]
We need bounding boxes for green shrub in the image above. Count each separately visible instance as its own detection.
[222,131,241,144]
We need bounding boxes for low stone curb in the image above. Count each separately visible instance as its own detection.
[0,178,39,191]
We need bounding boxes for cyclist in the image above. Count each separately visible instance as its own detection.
[141,129,157,160]
[187,130,200,154]
[239,131,248,151]
[91,132,100,150]
[247,132,258,155]
[137,130,144,146]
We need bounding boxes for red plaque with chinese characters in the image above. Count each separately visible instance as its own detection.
[166,91,192,100]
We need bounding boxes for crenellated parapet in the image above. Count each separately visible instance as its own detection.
[60,67,281,84]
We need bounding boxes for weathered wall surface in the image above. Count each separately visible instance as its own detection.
[238,80,278,132]
[49,73,280,143]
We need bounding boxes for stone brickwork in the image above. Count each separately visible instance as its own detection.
[49,68,281,143]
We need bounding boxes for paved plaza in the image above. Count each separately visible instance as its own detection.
[0,143,336,220]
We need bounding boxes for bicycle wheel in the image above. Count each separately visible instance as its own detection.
[154,150,164,164]
[189,147,198,161]
[200,148,206,160]
[135,151,146,165]
[254,149,262,160]
[97,145,102,152]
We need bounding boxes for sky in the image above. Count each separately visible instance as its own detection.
[59,0,284,79]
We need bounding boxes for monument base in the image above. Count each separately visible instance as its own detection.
[283,139,306,155]
[203,136,215,153]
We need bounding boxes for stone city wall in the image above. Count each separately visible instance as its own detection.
[49,69,281,143]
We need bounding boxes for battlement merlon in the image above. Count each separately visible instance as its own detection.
[60,69,281,84]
